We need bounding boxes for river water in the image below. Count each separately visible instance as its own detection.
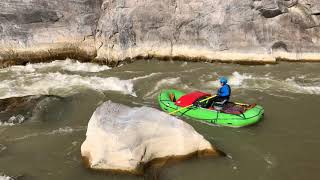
[0,59,319,180]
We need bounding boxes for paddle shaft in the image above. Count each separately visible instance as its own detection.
[169,95,217,115]
[234,102,250,106]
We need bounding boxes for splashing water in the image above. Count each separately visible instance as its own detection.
[144,77,181,97]
[0,63,135,98]
[0,175,13,180]
[205,71,320,95]
[5,59,110,73]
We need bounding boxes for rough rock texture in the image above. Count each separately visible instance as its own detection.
[97,0,320,62]
[1,0,320,66]
[0,0,102,67]
[81,101,218,173]
[0,95,63,125]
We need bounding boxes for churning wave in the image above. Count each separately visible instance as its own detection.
[0,59,135,99]
[0,115,26,127]
[144,77,182,98]
[0,174,13,180]
[131,72,162,81]
[206,72,320,95]
[0,72,135,99]
[5,59,110,73]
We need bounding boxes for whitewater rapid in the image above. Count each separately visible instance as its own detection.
[1,60,320,180]
[0,60,319,101]
[204,71,320,95]
[0,175,12,180]
[0,59,135,98]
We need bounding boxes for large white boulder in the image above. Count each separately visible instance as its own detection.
[81,101,218,173]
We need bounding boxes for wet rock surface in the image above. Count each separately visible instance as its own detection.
[0,95,63,125]
[81,101,219,173]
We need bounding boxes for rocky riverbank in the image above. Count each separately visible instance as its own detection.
[0,0,319,66]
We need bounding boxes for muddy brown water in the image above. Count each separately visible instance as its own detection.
[0,59,319,180]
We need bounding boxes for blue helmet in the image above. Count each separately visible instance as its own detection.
[219,77,228,84]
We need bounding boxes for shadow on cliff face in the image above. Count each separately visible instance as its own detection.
[0,10,62,24]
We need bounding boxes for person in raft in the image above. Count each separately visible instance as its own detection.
[207,77,231,108]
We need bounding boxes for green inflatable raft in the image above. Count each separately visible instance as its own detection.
[158,89,264,127]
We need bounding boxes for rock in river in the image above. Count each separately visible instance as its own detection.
[81,101,219,173]
[0,95,63,125]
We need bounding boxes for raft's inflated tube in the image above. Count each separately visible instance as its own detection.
[158,89,264,127]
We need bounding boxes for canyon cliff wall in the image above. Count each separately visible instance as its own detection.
[0,0,320,66]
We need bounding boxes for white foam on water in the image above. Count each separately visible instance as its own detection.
[7,115,25,124]
[0,144,7,153]
[0,115,25,126]
[228,72,253,86]
[144,77,181,98]
[264,156,273,167]
[0,175,13,180]
[9,126,86,141]
[181,62,188,67]
[0,122,15,127]
[47,127,75,135]
[5,59,110,73]
[0,72,135,99]
[124,71,143,74]
[131,72,162,81]
[61,60,110,72]
[47,126,86,135]
[181,67,204,73]
[284,77,320,95]
[205,71,320,95]
[0,59,135,98]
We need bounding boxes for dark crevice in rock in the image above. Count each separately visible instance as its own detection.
[0,10,63,24]
[140,147,148,162]
[92,0,104,38]
[271,41,289,52]
[118,15,136,49]
[305,25,320,29]
[83,34,94,42]
[259,8,284,18]
[257,0,300,18]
